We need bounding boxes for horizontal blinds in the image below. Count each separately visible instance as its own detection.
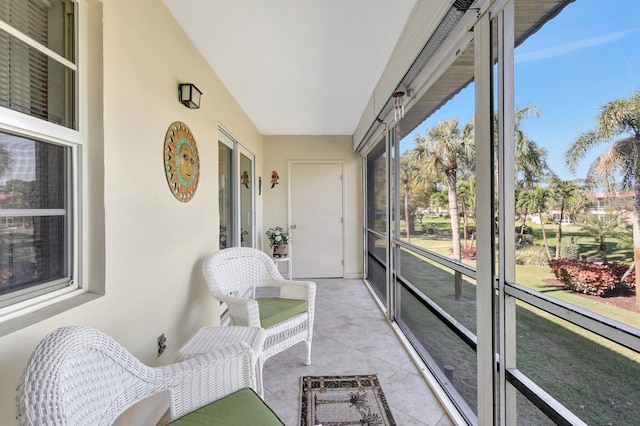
[0,0,49,45]
[0,0,76,129]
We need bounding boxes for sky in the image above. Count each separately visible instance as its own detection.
[404,0,640,181]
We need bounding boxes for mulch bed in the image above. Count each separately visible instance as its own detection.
[544,279,640,314]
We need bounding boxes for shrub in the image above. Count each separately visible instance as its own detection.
[515,245,549,266]
[516,234,534,247]
[515,224,533,235]
[461,246,476,260]
[449,246,477,260]
[548,259,636,297]
[560,243,580,260]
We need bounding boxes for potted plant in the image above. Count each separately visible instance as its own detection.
[266,226,291,257]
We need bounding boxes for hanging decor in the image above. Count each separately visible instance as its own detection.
[270,170,280,188]
[163,121,200,202]
[392,91,405,121]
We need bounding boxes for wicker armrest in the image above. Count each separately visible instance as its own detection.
[215,296,261,327]
[279,280,316,301]
[158,342,257,419]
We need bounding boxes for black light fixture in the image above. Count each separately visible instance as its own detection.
[179,83,203,109]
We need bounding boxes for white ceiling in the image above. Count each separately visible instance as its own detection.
[162,0,417,136]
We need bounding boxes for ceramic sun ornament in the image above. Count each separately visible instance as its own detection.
[164,121,200,202]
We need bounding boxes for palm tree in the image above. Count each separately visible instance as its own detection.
[413,118,473,301]
[548,178,582,259]
[516,190,533,245]
[457,177,476,249]
[400,153,438,240]
[578,213,626,264]
[400,156,413,242]
[509,106,549,246]
[513,105,548,188]
[414,118,474,262]
[519,186,553,260]
[0,144,14,179]
[429,190,448,218]
[566,91,640,303]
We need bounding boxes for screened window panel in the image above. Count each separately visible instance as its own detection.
[397,284,478,415]
[0,215,68,296]
[366,139,387,234]
[1,136,66,209]
[0,132,71,302]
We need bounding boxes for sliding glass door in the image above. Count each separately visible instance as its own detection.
[218,127,255,249]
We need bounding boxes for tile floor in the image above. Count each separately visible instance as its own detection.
[260,278,455,425]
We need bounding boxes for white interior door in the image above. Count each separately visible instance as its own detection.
[290,162,343,278]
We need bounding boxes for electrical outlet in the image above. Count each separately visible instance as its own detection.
[157,333,167,357]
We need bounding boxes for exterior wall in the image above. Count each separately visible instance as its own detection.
[263,136,363,278]
[0,0,263,421]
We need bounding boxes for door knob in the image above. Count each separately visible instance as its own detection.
[291,224,298,229]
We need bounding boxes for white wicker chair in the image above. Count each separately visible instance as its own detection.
[16,326,260,426]
[202,247,316,369]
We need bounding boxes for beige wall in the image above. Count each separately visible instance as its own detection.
[0,0,263,420]
[263,136,363,278]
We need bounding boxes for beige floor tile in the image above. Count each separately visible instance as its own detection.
[261,278,454,426]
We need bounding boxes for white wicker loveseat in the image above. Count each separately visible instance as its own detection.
[16,326,284,425]
[202,247,316,369]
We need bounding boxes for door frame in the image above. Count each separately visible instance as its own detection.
[219,125,256,248]
[287,160,346,278]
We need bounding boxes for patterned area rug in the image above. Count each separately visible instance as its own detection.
[300,375,396,426]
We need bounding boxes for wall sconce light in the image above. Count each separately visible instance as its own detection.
[392,91,405,121]
[179,83,203,109]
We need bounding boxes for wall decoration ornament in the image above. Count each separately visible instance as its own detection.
[163,121,200,202]
[241,170,250,188]
[271,170,279,188]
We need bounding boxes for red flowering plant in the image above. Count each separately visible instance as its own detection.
[450,246,477,260]
[548,259,635,297]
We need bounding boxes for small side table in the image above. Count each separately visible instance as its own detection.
[272,255,292,279]
[176,326,267,395]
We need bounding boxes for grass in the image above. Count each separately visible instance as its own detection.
[394,218,640,424]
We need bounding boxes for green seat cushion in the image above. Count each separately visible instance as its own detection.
[256,297,307,329]
[169,388,284,425]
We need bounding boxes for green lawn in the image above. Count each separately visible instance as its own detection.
[395,218,640,424]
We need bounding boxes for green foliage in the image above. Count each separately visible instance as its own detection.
[265,226,290,247]
[516,234,534,247]
[577,212,626,244]
[515,245,549,266]
[560,243,580,260]
[515,224,533,235]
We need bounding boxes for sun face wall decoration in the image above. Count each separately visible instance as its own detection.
[164,121,200,202]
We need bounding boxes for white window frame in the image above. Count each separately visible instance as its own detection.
[0,0,94,334]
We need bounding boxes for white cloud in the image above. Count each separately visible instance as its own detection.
[515,28,640,63]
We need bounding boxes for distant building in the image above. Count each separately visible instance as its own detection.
[527,192,633,225]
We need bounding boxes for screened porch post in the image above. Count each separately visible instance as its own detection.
[474,10,498,425]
